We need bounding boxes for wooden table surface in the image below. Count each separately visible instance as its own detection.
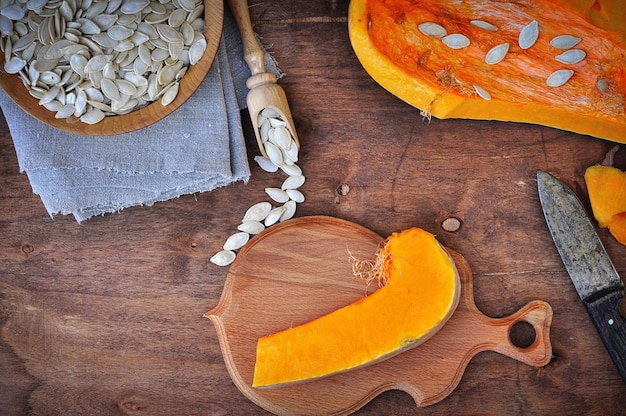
[2,1,625,415]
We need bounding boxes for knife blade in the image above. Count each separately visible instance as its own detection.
[537,170,626,383]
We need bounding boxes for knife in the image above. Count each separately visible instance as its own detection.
[537,170,626,383]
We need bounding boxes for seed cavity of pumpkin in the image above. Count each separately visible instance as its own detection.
[442,33,470,49]
[418,22,447,38]
[546,69,574,87]
[485,42,509,65]
[555,49,586,64]
[550,34,581,49]
[470,20,498,31]
[518,19,539,49]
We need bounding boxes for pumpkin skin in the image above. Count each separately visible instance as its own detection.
[348,0,626,143]
[252,227,460,388]
[584,165,626,245]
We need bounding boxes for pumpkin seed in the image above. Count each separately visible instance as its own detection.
[555,49,586,64]
[1,0,208,123]
[518,20,539,50]
[280,162,302,177]
[223,232,250,251]
[265,187,290,203]
[442,33,470,49]
[264,206,286,227]
[485,42,509,65]
[473,84,491,100]
[237,221,265,235]
[254,155,279,173]
[550,34,581,49]
[418,22,447,38]
[281,174,305,190]
[279,200,297,222]
[286,189,305,203]
[243,202,272,222]
[210,250,236,267]
[470,20,498,31]
[546,69,574,87]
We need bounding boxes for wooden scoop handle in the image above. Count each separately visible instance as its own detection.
[228,0,273,79]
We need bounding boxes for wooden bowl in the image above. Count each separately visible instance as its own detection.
[0,0,223,136]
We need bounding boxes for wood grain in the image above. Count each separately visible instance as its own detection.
[1,0,626,415]
[206,216,552,415]
[0,0,223,136]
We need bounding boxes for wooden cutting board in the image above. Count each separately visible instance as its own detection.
[205,216,553,415]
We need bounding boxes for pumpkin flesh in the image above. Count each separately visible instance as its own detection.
[348,0,626,143]
[252,227,460,388]
[584,165,626,245]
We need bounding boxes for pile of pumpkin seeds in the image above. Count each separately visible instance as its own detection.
[417,18,587,100]
[0,0,207,124]
[210,108,304,267]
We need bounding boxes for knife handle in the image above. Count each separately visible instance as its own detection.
[584,288,626,383]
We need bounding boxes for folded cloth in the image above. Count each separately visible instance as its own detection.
[0,6,277,222]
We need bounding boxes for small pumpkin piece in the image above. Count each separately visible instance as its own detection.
[252,228,461,388]
[584,165,626,245]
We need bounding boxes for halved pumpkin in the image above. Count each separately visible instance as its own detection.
[252,227,460,388]
[348,0,626,143]
[584,165,626,245]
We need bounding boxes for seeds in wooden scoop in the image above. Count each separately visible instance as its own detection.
[485,42,509,65]
[546,69,574,87]
[211,110,305,267]
[519,20,539,49]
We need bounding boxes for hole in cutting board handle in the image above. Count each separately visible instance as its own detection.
[509,321,536,349]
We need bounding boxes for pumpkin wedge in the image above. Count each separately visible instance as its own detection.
[584,165,626,245]
[252,227,460,388]
[348,0,626,143]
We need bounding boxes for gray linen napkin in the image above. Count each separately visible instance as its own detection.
[0,7,276,222]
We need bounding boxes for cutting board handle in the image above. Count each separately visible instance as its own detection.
[486,300,553,366]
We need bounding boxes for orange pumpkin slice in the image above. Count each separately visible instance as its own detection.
[252,227,461,388]
[348,0,626,143]
[584,165,626,245]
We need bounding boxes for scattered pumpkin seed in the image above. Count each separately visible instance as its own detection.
[243,202,272,222]
[210,250,236,266]
[264,206,286,227]
[555,48,586,64]
[281,174,305,190]
[279,200,297,222]
[418,22,447,38]
[546,69,574,87]
[237,220,266,235]
[442,33,470,49]
[286,189,305,203]
[550,34,581,49]
[265,187,290,203]
[518,20,539,49]
[485,42,509,65]
[223,232,250,251]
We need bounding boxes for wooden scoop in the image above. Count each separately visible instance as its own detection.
[228,0,300,158]
[206,216,553,415]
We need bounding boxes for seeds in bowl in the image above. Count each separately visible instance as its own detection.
[0,0,208,124]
